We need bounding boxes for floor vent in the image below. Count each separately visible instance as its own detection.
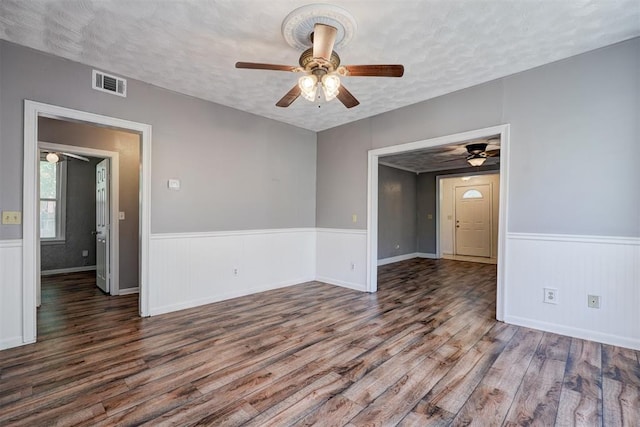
[92,70,127,97]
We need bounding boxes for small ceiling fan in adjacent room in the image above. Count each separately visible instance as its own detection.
[465,141,500,167]
[235,20,404,108]
[41,150,90,163]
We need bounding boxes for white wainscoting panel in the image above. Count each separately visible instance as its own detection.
[505,233,640,350]
[0,240,24,350]
[149,228,316,316]
[316,228,367,291]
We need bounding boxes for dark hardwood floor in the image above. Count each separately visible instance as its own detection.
[1,259,638,426]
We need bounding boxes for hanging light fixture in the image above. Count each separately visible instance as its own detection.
[321,74,340,101]
[298,72,341,103]
[45,152,60,163]
[298,74,318,101]
[467,154,486,167]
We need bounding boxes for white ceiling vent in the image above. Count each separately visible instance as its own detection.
[92,69,126,97]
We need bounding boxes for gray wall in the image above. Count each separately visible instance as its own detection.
[38,118,141,289]
[318,38,640,238]
[378,165,416,259]
[41,157,99,271]
[0,41,317,240]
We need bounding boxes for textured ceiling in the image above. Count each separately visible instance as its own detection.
[380,138,500,174]
[1,1,638,132]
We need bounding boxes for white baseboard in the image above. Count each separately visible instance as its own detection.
[377,253,418,266]
[41,265,96,276]
[0,336,27,351]
[149,277,313,316]
[118,287,139,295]
[505,315,640,351]
[378,252,439,265]
[417,252,438,259]
[316,276,367,292]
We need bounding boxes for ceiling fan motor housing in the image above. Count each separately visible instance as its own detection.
[299,48,341,72]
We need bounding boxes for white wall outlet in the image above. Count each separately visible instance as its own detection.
[395,244,400,249]
[350,262,355,271]
[543,288,558,304]
[233,268,238,276]
[352,214,357,223]
[2,211,22,225]
[588,294,600,309]
[118,211,125,220]
[82,250,89,257]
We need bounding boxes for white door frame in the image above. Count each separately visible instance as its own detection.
[23,100,152,345]
[435,170,498,259]
[38,142,120,300]
[367,124,510,321]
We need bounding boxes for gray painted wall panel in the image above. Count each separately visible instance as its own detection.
[0,41,316,239]
[416,172,437,254]
[502,40,640,236]
[317,38,640,238]
[370,80,504,149]
[378,165,417,259]
[316,120,371,229]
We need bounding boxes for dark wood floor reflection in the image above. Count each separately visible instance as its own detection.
[1,260,638,426]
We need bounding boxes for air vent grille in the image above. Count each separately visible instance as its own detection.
[92,70,127,97]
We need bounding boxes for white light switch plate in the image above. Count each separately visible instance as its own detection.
[168,179,180,190]
[119,211,125,220]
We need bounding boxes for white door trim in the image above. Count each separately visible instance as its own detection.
[23,100,152,345]
[38,142,120,298]
[367,124,510,321]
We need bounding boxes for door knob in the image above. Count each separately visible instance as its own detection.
[91,230,98,236]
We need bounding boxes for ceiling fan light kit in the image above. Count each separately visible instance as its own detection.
[235,4,404,109]
[467,155,487,167]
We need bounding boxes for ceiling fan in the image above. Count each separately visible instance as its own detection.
[41,150,90,164]
[235,23,404,108]
[465,142,500,167]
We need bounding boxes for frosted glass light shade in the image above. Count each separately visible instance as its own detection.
[467,156,486,167]
[321,74,340,101]
[298,75,318,101]
[46,152,60,163]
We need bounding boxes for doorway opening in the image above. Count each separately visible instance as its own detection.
[22,101,152,346]
[437,171,500,265]
[37,140,131,303]
[367,124,510,321]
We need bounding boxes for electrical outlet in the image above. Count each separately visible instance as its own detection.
[352,214,357,223]
[2,211,22,225]
[82,250,89,257]
[588,295,600,309]
[233,268,238,276]
[543,288,558,304]
[350,262,355,271]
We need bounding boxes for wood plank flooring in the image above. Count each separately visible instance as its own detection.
[1,259,639,426]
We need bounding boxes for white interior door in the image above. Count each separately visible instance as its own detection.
[96,159,110,293]
[455,184,491,257]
